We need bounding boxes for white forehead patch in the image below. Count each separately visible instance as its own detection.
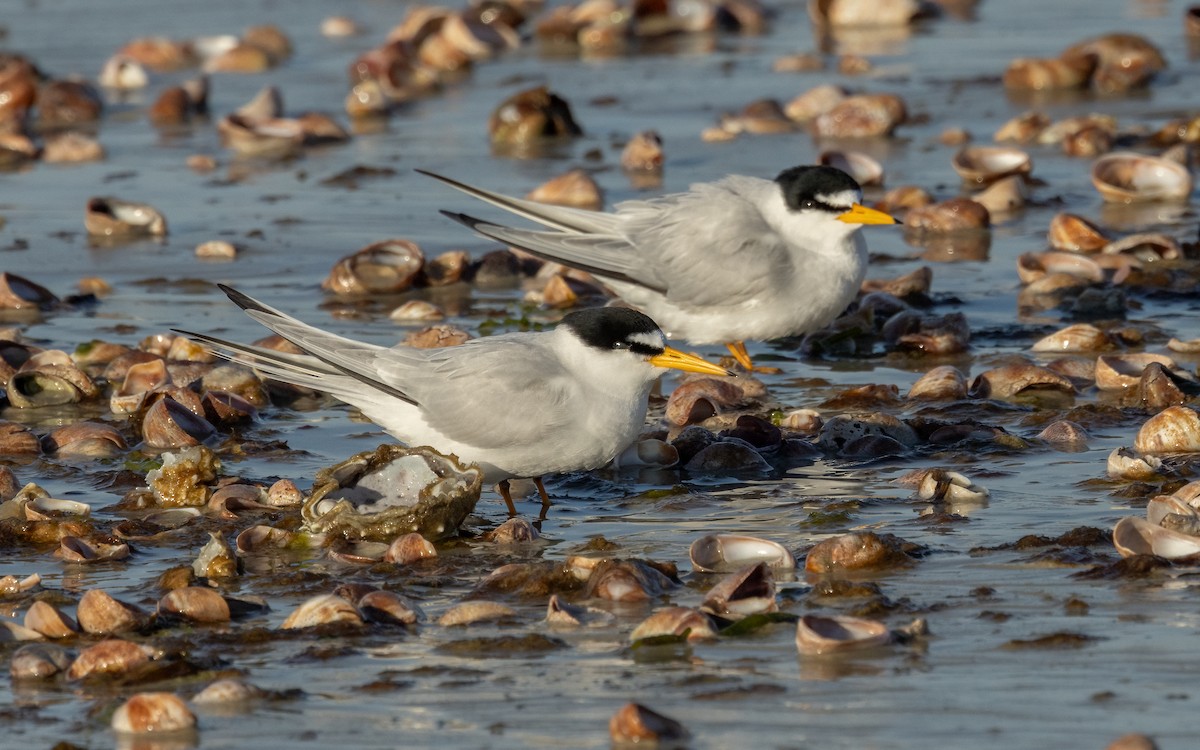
[629,330,665,350]
[816,188,861,209]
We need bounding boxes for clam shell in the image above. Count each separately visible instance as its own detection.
[68,638,153,680]
[141,396,218,449]
[76,589,149,635]
[969,364,1075,400]
[84,197,168,237]
[906,365,967,401]
[1134,406,1200,454]
[808,0,920,27]
[1146,495,1197,527]
[1047,213,1108,253]
[812,93,907,138]
[1031,323,1110,353]
[481,516,541,543]
[1113,516,1200,559]
[23,601,79,639]
[527,169,604,210]
[784,84,847,122]
[42,421,127,458]
[700,562,777,618]
[235,524,296,553]
[584,559,677,602]
[804,531,910,575]
[1094,353,1178,391]
[545,594,614,628]
[819,150,883,187]
[795,614,892,655]
[55,536,130,564]
[629,606,718,642]
[322,239,425,296]
[903,198,989,232]
[973,175,1028,214]
[7,371,82,408]
[1090,152,1193,203]
[10,643,71,680]
[438,600,516,626]
[157,587,231,623]
[112,692,196,734]
[192,678,265,705]
[1002,55,1095,91]
[951,146,1032,186]
[383,532,437,564]
[280,593,364,629]
[358,590,421,625]
[1106,446,1162,481]
[994,112,1050,144]
[689,533,796,574]
[609,703,688,745]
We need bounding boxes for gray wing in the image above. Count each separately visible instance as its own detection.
[383,333,580,451]
[418,170,621,234]
[614,178,787,308]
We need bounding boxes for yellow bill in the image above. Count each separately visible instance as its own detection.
[837,203,901,225]
[650,346,733,377]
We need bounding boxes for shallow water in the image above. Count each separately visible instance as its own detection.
[2,0,1199,748]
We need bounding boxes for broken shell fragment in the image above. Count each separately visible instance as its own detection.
[795,614,892,655]
[193,532,239,579]
[701,562,777,618]
[609,703,688,745]
[1134,406,1200,454]
[1107,446,1162,481]
[897,468,989,503]
[689,533,796,574]
[304,444,482,542]
[629,606,718,642]
[1090,152,1193,203]
[55,536,131,564]
[969,364,1075,401]
[545,594,614,628]
[112,692,196,735]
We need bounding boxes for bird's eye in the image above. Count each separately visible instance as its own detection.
[614,341,631,350]
[802,199,816,209]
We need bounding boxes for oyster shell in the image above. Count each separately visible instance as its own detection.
[303,444,482,542]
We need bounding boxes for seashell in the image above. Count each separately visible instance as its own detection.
[819,150,883,187]
[10,643,71,680]
[1048,213,1108,253]
[118,37,196,71]
[1037,114,1119,147]
[482,516,541,543]
[68,638,153,680]
[112,692,196,734]
[327,541,387,565]
[719,99,794,135]
[42,132,104,163]
[1106,446,1162,481]
[545,594,614,628]
[423,250,471,287]
[795,614,892,655]
[903,199,989,232]
[526,169,604,210]
[242,24,292,62]
[1002,55,1095,91]
[76,589,149,635]
[55,536,130,564]
[280,593,364,629]
[1016,251,1103,286]
[0,272,58,312]
[1173,481,1200,508]
[685,437,772,473]
[1031,323,1110,353]
[584,559,677,602]
[217,113,304,159]
[383,532,438,564]
[1063,33,1165,94]
[1102,233,1181,262]
[304,444,482,542]
[488,85,583,148]
[295,112,350,145]
[689,533,795,574]
[784,84,847,123]
[193,532,238,579]
[907,365,967,401]
[808,0,920,27]
[146,445,221,508]
[84,197,167,238]
[773,52,825,73]
[0,572,41,594]
[969,363,1075,400]
[1113,516,1200,560]
[812,93,906,138]
[98,54,149,89]
[266,479,303,507]
[897,468,989,503]
[817,413,919,453]
[389,300,445,323]
[994,112,1050,144]
[1090,152,1193,204]
[193,678,265,705]
[1168,337,1200,354]
[24,601,79,639]
[114,507,200,541]
[235,524,296,553]
[42,421,128,458]
[614,438,678,469]
[358,590,421,625]
[609,703,688,745]
[701,562,777,618]
[805,531,913,575]
[621,130,664,174]
[141,395,218,449]
[208,484,271,515]
[951,146,1032,186]
[322,16,361,37]
[1037,420,1089,449]
[1134,406,1200,454]
[973,175,1028,214]
[1146,495,1197,527]
[438,600,517,626]
[200,364,269,407]
[157,587,231,623]
[1094,353,1179,391]
[323,239,425,296]
[36,79,103,129]
[629,606,718,642]
[201,390,259,427]
[1063,125,1113,158]
[665,377,745,425]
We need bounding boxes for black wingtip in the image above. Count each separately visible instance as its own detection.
[439,209,484,230]
[216,283,270,315]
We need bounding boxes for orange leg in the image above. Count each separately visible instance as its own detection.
[725,341,781,374]
[497,479,518,517]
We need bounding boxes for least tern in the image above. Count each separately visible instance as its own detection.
[420,166,900,372]
[179,285,731,515]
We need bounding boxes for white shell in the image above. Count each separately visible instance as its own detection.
[689,534,796,574]
[795,614,892,655]
[1113,516,1200,559]
[1091,152,1193,203]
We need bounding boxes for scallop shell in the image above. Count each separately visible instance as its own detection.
[795,614,892,655]
[689,533,796,574]
[1090,152,1193,203]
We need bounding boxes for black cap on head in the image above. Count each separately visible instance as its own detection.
[775,165,862,212]
[560,307,663,353]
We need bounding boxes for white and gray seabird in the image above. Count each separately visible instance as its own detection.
[179,285,731,515]
[421,166,900,372]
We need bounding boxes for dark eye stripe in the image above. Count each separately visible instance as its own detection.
[629,342,661,356]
